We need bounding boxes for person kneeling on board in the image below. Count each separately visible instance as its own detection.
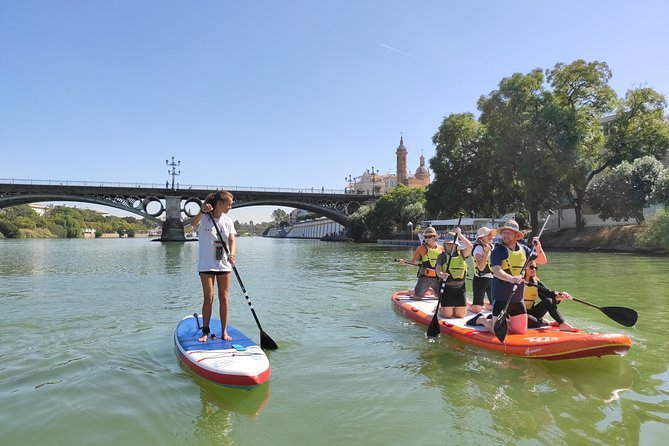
[523,258,578,332]
[479,219,547,335]
[435,227,473,318]
[399,227,443,300]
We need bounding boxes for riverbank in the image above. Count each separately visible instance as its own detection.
[541,225,665,254]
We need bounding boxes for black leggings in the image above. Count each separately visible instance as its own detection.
[527,298,565,326]
[492,300,526,317]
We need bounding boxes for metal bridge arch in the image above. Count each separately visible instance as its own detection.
[0,193,165,225]
[0,181,375,240]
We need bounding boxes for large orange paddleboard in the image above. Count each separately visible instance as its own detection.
[392,291,631,360]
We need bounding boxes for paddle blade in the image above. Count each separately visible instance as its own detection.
[601,306,638,327]
[260,331,279,350]
[493,312,508,343]
[426,311,440,337]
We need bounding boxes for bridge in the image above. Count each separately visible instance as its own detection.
[0,179,375,241]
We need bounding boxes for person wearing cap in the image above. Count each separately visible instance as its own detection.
[435,227,473,318]
[480,219,547,335]
[470,226,497,314]
[399,227,444,299]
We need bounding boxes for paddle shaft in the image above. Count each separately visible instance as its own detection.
[207,213,278,350]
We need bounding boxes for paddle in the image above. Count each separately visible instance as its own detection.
[525,283,638,327]
[493,210,554,343]
[426,212,464,338]
[208,213,279,350]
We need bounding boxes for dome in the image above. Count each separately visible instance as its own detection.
[415,165,429,175]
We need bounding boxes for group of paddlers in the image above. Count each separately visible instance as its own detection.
[399,219,578,334]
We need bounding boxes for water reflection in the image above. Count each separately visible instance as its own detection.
[189,368,271,445]
[416,334,644,444]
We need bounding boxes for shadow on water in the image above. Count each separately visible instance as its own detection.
[415,334,644,445]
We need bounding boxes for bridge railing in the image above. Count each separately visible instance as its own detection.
[0,178,366,196]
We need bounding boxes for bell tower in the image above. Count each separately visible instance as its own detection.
[396,136,407,185]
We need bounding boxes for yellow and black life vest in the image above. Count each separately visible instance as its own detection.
[419,244,443,277]
[500,244,527,277]
[440,249,468,281]
[524,278,539,309]
[473,240,492,276]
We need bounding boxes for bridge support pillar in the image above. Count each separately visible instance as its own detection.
[160,195,186,241]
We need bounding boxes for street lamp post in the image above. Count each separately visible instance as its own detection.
[345,174,354,194]
[367,166,379,196]
[166,156,181,190]
[407,221,413,241]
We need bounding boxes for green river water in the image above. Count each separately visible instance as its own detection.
[1,237,667,445]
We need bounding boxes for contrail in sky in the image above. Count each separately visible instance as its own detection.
[379,43,410,56]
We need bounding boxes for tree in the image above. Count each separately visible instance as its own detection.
[653,169,669,208]
[271,208,288,225]
[428,113,508,219]
[544,60,669,230]
[588,156,666,223]
[366,184,426,239]
[477,69,562,233]
[346,205,373,241]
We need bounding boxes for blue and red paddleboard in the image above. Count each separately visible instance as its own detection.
[174,314,270,387]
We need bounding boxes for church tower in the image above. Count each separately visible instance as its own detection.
[396,136,408,185]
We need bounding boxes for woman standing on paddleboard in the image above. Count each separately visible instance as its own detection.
[192,191,237,342]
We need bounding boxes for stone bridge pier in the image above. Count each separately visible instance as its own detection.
[162,196,187,241]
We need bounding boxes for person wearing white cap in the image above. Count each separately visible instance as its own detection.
[399,227,444,299]
[470,226,497,314]
[435,227,473,318]
[480,219,547,335]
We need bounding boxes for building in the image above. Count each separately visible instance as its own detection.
[346,136,430,195]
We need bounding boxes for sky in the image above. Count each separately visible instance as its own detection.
[1,0,668,223]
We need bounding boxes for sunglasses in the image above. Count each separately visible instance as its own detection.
[528,265,538,270]
[425,235,436,238]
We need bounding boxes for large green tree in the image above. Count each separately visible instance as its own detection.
[366,184,426,239]
[477,69,563,233]
[588,156,666,223]
[427,113,510,219]
[544,60,669,230]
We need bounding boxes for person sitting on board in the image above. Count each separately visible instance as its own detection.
[192,191,237,342]
[399,227,443,300]
[523,258,579,332]
[479,219,547,335]
[435,227,473,318]
[470,226,496,314]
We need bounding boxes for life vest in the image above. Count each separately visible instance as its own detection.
[419,244,443,277]
[440,249,467,281]
[472,240,492,276]
[499,243,527,276]
[524,277,539,309]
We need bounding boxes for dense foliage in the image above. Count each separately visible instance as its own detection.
[587,156,668,223]
[0,204,158,238]
[428,59,669,233]
[636,209,669,250]
[348,185,426,240]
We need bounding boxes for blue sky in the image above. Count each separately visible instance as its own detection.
[2,0,668,223]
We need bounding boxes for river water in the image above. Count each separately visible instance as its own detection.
[1,237,667,445]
